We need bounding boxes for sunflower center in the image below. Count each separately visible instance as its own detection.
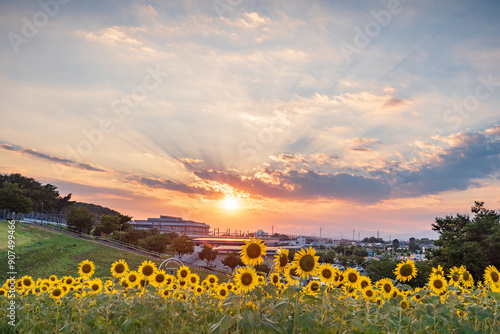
[246,244,261,259]
[279,254,288,267]
[290,268,298,277]
[299,255,315,272]
[360,280,369,289]
[53,289,62,297]
[156,274,165,283]
[311,282,319,291]
[209,277,215,283]
[452,274,459,282]
[121,281,129,288]
[66,278,73,285]
[366,290,373,297]
[180,270,188,278]
[433,279,443,289]
[190,276,197,283]
[91,284,99,291]
[82,264,92,273]
[272,275,279,284]
[322,269,332,279]
[400,264,413,277]
[383,283,392,293]
[462,272,470,281]
[491,271,499,282]
[115,263,125,274]
[220,289,227,296]
[129,274,137,282]
[241,273,253,286]
[142,265,154,276]
[348,273,358,283]
[23,279,32,287]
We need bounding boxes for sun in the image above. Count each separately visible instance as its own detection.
[222,197,240,210]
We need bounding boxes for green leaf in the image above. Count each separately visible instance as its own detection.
[262,314,282,333]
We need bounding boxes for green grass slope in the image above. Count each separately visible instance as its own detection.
[0,220,225,282]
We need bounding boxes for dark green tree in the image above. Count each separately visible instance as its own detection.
[66,206,94,233]
[198,245,218,266]
[0,182,33,214]
[222,252,243,271]
[392,239,400,250]
[137,233,171,253]
[171,235,195,259]
[94,214,120,236]
[431,201,500,281]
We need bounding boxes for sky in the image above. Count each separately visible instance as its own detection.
[1,0,500,240]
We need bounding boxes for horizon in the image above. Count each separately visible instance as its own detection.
[1,0,499,239]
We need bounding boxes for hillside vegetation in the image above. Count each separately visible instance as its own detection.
[0,220,222,281]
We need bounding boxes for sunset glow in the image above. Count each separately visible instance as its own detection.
[1,1,500,239]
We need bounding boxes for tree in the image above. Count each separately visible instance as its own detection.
[138,233,171,253]
[0,182,33,214]
[94,214,120,236]
[431,201,500,281]
[222,252,243,271]
[408,241,421,253]
[171,235,194,259]
[392,239,400,250]
[66,206,94,233]
[198,245,218,266]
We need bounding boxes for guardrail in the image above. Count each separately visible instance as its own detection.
[23,220,230,276]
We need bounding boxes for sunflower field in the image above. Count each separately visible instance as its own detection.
[2,237,500,333]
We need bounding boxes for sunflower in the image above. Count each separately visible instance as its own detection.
[358,276,372,290]
[88,279,103,294]
[343,268,361,289]
[484,265,500,287]
[138,260,157,278]
[55,300,61,306]
[459,266,474,287]
[431,265,445,277]
[362,286,377,301]
[394,259,418,282]
[193,285,204,295]
[125,271,140,287]
[377,278,394,299]
[318,264,336,285]
[273,248,289,273]
[234,266,258,293]
[110,259,129,278]
[158,288,171,298]
[0,288,6,297]
[62,276,75,286]
[78,260,95,279]
[151,270,168,288]
[429,274,448,295]
[216,284,229,299]
[400,299,410,309]
[119,278,129,289]
[283,264,300,285]
[333,270,344,287]
[21,276,35,290]
[292,247,319,279]
[49,275,58,283]
[448,266,461,287]
[187,273,200,286]
[50,287,64,299]
[204,274,218,286]
[164,274,176,287]
[177,265,191,280]
[269,272,281,286]
[306,280,321,294]
[240,237,267,266]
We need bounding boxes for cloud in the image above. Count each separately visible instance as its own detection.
[193,168,391,203]
[0,143,107,172]
[388,125,500,197]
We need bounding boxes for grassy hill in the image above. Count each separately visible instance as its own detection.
[0,220,225,282]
